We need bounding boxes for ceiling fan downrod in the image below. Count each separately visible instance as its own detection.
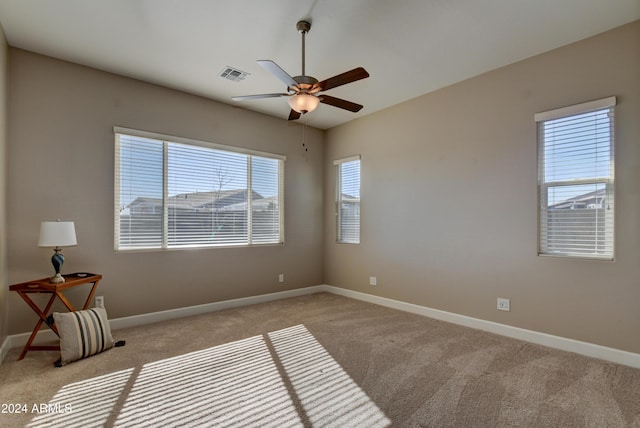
[297,20,311,77]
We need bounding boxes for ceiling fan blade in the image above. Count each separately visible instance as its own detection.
[288,110,302,121]
[258,60,298,88]
[320,95,363,112]
[231,93,288,101]
[314,67,369,92]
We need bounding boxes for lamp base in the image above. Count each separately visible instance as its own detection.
[49,273,65,284]
[50,248,65,284]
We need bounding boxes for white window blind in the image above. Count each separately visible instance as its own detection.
[114,128,284,251]
[335,156,361,244]
[536,97,615,259]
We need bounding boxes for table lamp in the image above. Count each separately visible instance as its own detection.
[38,220,77,283]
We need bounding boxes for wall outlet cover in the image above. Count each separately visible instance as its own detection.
[497,298,510,311]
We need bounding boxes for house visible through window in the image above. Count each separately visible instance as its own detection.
[114,128,284,250]
[536,97,615,259]
[335,156,361,244]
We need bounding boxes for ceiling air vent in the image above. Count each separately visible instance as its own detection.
[219,66,250,82]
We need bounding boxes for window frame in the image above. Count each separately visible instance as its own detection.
[114,127,285,252]
[334,155,361,244]
[535,97,616,260]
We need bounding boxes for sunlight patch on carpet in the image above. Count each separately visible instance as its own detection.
[27,325,390,427]
[28,368,134,428]
[115,334,300,427]
[269,325,391,428]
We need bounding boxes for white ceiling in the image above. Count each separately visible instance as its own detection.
[0,0,638,130]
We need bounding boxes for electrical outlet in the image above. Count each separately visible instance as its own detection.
[278,273,284,283]
[369,276,377,286]
[95,296,104,308]
[497,297,510,312]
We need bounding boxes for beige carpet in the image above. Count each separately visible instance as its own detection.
[1,292,639,427]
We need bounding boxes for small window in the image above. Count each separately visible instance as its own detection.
[114,128,284,251]
[536,97,615,259]
[335,156,361,244]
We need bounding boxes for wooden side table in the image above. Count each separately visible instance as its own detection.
[9,272,102,360]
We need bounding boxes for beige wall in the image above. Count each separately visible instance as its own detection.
[7,49,324,334]
[0,23,7,344]
[324,21,640,354]
[5,21,640,356]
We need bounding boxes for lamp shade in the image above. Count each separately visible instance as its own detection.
[38,221,77,247]
[288,93,320,114]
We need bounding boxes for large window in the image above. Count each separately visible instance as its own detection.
[335,156,361,244]
[536,97,615,259]
[115,128,284,251]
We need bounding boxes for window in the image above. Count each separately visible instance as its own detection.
[536,97,615,259]
[335,156,361,244]
[114,128,284,251]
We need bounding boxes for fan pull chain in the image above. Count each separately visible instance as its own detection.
[301,116,308,152]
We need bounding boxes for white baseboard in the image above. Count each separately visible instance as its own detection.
[109,285,326,331]
[3,284,639,369]
[1,285,325,365]
[323,285,640,369]
[0,335,10,364]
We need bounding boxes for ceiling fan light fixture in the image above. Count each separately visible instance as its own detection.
[288,93,319,114]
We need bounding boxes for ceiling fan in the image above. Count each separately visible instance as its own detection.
[232,20,369,121]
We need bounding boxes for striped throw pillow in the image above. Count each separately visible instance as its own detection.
[53,307,114,365]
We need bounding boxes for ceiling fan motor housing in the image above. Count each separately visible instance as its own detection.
[291,75,319,94]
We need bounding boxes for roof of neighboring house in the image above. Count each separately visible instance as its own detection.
[549,188,606,209]
[127,197,161,205]
[217,195,279,212]
[340,193,360,203]
[128,189,265,211]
